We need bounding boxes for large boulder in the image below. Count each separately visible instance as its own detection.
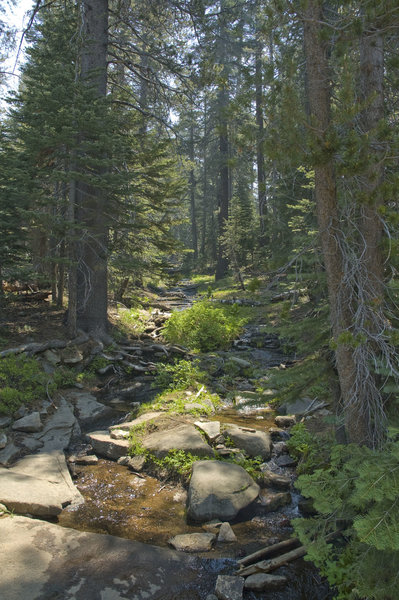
[187,460,260,522]
[143,424,213,458]
[223,424,272,460]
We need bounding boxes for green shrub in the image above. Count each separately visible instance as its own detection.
[162,300,249,352]
[53,367,78,388]
[287,422,332,474]
[293,438,399,600]
[0,354,54,415]
[153,359,208,391]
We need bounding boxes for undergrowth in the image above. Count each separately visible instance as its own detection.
[162,300,250,352]
[0,354,55,415]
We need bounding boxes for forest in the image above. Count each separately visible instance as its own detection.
[0,1,399,599]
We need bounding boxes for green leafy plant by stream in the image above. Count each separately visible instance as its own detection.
[162,300,250,352]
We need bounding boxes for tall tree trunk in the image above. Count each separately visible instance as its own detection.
[255,32,266,242]
[75,0,109,337]
[215,0,230,281]
[303,0,370,445]
[189,122,198,261]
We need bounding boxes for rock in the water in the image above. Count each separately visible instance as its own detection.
[274,415,296,428]
[262,471,291,490]
[275,454,297,467]
[244,573,287,591]
[217,522,237,543]
[168,532,215,552]
[143,424,213,458]
[69,392,113,426]
[259,491,292,512]
[215,575,244,600]
[272,441,288,456]
[187,460,260,522]
[194,420,221,442]
[0,433,7,449]
[86,430,130,460]
[117,455,146,472]
[269,427,290,441]
[223,424,272,460]
[12,412,42,433]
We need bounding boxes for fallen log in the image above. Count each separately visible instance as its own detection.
[237,538,301,568]
[0,339,67,358]
[236,546,307,577]
[237,531,343,577]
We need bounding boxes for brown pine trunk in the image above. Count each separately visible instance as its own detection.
[75,0,109,337]
[303,1,370,445]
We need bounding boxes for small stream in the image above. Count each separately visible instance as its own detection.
[58,286,333,599]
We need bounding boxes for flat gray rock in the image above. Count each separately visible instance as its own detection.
[86,430,130,460]
[0,433,7,449]
[12,411,42,433]
[1,449,84,516]
[143,424,213,458]
[188,460,260,522]
[0,470,63,516]
[224,424,272,460]
[259,491,292,512]
[168,532,215,552]
[0,516,217,600]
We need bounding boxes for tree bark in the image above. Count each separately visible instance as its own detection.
[189,122,198,261]
[303,1,370,445]
[75,0,109,337]
[215,0,230,281]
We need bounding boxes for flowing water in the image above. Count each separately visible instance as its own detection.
[58,287,334,598]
